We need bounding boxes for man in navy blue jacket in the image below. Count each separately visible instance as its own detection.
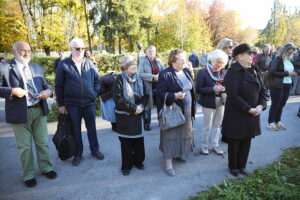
[55,38,104,166]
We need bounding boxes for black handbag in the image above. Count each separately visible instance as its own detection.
[52,114,76,161]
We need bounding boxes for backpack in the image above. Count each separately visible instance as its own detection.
[52,114,75,160]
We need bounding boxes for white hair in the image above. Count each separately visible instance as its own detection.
[70,38,85,48]
[146,45,156,52]
[208,49,228,64]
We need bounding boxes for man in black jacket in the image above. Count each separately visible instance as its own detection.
[55,38,104,166]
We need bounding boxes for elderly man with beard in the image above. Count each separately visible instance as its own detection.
[55,38,104,166]
[0,41,56,187]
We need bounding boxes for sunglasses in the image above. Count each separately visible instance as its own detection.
[73,47,85,51]
[228,46,233,49]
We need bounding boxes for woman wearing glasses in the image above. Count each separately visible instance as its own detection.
[267,43,298,130]
[156,49,196,176]
[216,38,234,70]
[222,43,267,177]
[196,49,228,156]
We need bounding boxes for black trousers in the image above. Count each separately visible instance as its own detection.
[228,138,252,170]
[118,137,145,170]
[143,89,158,125]
[268,84,291,123]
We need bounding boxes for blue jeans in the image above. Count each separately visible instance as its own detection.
[67,104,99,156]
[268,84,291,123]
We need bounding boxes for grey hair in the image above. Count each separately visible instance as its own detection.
[208,49,228,64]
[263,44,271,49]
[12,41,30,51]
[70,38,84,48]
[146,45,156,52]
[216,38,233,52]
[119,55,137,71]
[278,43,296,59]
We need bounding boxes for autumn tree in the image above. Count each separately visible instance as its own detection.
[0,0,27,52]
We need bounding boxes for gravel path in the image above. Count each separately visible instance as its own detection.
[0,97,299,200]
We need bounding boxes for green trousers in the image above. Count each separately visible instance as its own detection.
[11,107,53,181]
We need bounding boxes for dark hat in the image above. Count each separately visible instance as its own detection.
[232,43,251,57]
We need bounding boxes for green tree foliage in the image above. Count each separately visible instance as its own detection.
[257,0,288,47]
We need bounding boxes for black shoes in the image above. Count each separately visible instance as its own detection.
[24,178,37,187]
[42,170,57,179]
[144,124,151,131]
[72,156,82,166]
[230,169,239,177]
[122,169,130,176]
[135,164,145,170]
[92,151,105,160]
[239,168,249,175]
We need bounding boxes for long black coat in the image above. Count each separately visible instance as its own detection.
[112,74,148,136]
[222,62,267,140]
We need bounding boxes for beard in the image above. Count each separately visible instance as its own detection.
[16,51,31,65]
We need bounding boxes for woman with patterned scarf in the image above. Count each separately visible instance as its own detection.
[113,55,149,176]
[196,49,228,156]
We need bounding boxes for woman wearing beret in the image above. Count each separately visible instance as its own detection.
[113,55,149,176]
[222,43,267,177]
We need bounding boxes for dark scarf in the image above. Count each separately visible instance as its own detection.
[121,72,144,104]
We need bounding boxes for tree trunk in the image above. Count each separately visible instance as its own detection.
[83,0,92,53]
[118,37,122,54]
[44,46,51,56]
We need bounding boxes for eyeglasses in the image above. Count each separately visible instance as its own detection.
[227,46,233,49]
[73,47,85,51]
[19,49,32,54]
[247,52,255,56]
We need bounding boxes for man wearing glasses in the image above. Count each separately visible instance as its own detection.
[0,41,56,187]
[55,38,104,166]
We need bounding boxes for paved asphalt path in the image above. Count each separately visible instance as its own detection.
[0,97,299,200]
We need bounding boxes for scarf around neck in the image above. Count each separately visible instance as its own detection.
[121,72,144,104]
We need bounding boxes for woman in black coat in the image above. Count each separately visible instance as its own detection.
[222,44,267,177]
[112,55,148,176]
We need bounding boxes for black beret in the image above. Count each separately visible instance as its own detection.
[232,43,251,57]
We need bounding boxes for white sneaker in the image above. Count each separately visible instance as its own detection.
[201,147,209,155]
[267,123,279,131]
[213,146,224,155]
[276,121,286,130]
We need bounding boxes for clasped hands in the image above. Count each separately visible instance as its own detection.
[135,105,144,115]
[248,105,263,116]
[11,87,52,100]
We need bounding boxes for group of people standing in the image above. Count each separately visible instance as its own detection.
[0,37,299,188]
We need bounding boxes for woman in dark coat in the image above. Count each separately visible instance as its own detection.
[112,55,148,176]
[156,49,196,176]
[222,44,267,177]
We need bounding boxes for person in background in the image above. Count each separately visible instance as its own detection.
[138,45,165,131]
[54,52,64,71]
[222,43,267,177]
[254,44,273,89]
[268,43,298,131]
[251,47,259,63]
[113,55,148,176]
[188,50,199,68]
[84,50,96,65]
[291,49,300,95]
[199,50,208,67]
[156,49,196,177]
[196,49,228,156]
[0,41,57,187]
[186,61,195,79]
[216,38,233,70]
[100,71,118,131]
[55,38,104,166]
[216,38,234,144]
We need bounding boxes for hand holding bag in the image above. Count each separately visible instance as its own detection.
[158,92,185,131]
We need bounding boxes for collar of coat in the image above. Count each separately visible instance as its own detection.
[231,62,260,85]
